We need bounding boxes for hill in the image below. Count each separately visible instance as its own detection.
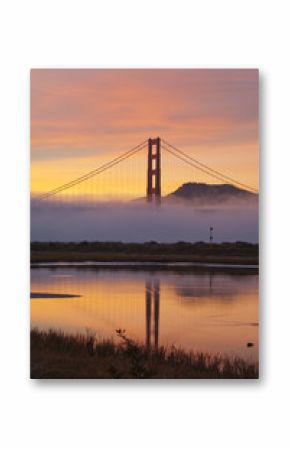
[166,182,258,205]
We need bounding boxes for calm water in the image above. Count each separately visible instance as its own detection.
[30,267,259,361]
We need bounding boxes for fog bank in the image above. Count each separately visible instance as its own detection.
[31,201,258,243]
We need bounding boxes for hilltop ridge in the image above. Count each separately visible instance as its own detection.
[166,182,258,205]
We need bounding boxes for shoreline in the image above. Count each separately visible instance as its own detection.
[31,242,258,267]
[31,261,258,274]
[30,256,258,264]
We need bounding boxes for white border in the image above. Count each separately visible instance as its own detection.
[1,1,289,448]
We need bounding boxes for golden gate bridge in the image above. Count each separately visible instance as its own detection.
[33,137,258,206]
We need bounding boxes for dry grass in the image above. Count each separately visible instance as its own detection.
[31,328,258,379]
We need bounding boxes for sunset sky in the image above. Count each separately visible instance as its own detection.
[31,69,259,197]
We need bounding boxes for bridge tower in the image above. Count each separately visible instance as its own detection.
[147,137,161,204]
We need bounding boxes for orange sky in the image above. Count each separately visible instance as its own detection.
[30,69,259,196]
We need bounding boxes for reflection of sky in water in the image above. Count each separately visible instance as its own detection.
[31,268,258,361]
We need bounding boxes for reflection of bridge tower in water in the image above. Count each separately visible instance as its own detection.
[145,280,160,349]
[209,271,213,293]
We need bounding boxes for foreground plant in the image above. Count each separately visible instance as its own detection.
[31,328,258,379]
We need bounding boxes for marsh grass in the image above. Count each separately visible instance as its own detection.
[31,328,258,379]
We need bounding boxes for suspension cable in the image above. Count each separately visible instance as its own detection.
[162,139,258,194]
[162,142,258,194]
[37,140,148,199]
